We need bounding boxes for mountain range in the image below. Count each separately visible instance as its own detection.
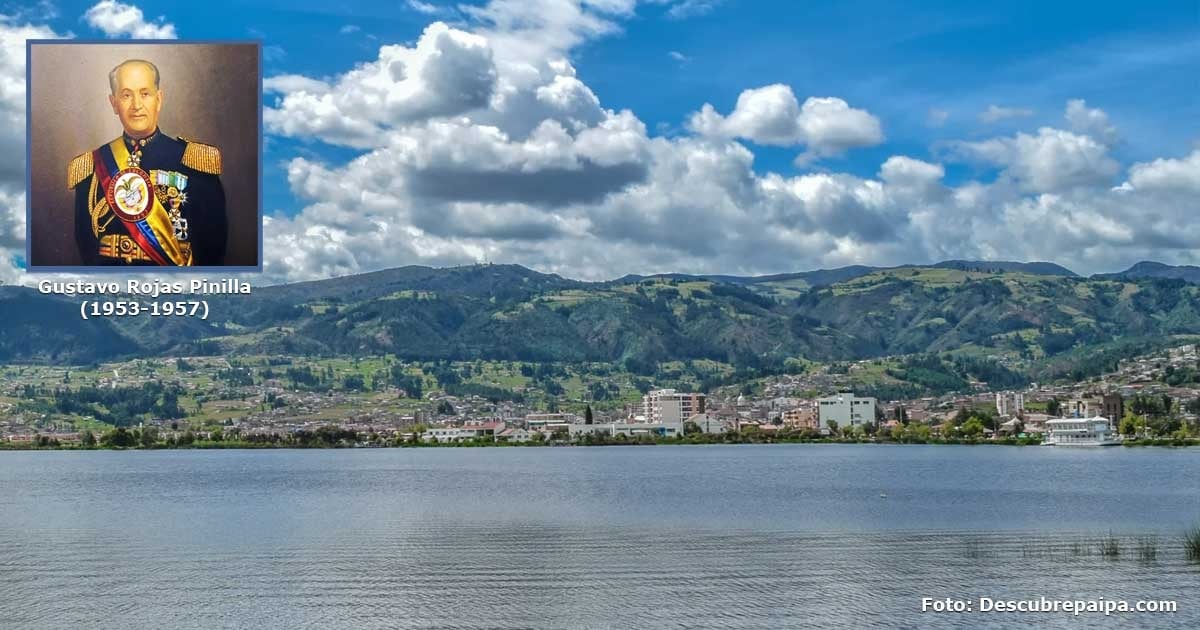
[4,261,1200,380]
[1093,261,1200,284]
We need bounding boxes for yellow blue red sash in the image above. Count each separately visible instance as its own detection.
[92,139,190,266]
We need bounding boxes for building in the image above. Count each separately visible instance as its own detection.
[817,392,877,428]
[781,406,819,429]
[1045,416,1120,446]
[460,421,506,439]
[524,413,577,432]
[686,413,727,434]
[1064,394,1122,420]
[1102,393,1124,424]
[995,391,1025,417]
[998,418,1023,436]
[570,421,686,439]
[1064,397,1101,419]
[422,427,472,443]
[1022,412,1050,435]
[422,421,506,443]
[642,389,706,424]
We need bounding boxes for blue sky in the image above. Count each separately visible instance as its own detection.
[3,0,1198,281]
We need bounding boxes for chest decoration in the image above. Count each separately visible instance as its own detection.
[105,167,154,222]
[152,170,190,240]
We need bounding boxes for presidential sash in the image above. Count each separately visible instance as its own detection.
[92,138,191,266]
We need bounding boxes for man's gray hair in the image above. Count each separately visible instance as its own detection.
[108,59,161,94]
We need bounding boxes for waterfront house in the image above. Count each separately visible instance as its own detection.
[569,421,686,439]
[1044,416,1120,446]
[422,427,474,443]
[998,418,1023,436]
[460,421,506,440]
[1022,413,1050,434]
[422,421,507,443]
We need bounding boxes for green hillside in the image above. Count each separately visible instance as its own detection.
[3,264,1199,384]
[213,265,1200,376]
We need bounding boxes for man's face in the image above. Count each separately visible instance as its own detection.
[108,63,162,139]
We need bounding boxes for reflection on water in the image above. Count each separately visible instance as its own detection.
[0,445,1197,629]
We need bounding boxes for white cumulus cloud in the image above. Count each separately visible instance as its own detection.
[952,126,1120,194]
[263,74,330,95]
[689,84,883,162]
[0,0,1176,285]
[84,1,177,39]
[1064,98,1118,146]
[256,2,1198,283]
[0,19,65,283]
[1125,150,1200,193]
[265,22,497,147]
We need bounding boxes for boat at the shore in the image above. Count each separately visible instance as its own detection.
[1043,416,1122,447]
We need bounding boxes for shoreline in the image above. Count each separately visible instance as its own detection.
[4,437,1199,452]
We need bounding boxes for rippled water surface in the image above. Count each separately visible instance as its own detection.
[1,445,1198,629]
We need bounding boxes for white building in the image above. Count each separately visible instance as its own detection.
[995,391,1025,417]
[1044,416,1120,446]
[524,413,577,433]
[817,392,876,428]
[422,421,505,443]
[570,421,687,439]
[642,389,706,424]
[422,427,473,443]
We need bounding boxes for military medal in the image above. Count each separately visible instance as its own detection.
[154,170,190,240]
[105,167,154,222]
[128,138,144,168]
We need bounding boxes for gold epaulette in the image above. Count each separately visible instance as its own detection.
[181,140,222,175]
[67,152,93,189]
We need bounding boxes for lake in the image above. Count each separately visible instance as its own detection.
[1,444,1197,629]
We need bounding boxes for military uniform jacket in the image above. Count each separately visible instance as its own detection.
[69,130,227,266]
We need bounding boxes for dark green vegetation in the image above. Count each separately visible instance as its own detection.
[1018,532,1200,564]
[19,382,185,427]
[1099,533,1121,558]
[0,425,364,450]
[7,263,1200,387]
[1185,526,1200,561]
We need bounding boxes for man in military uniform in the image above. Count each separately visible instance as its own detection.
[69,59,226,266]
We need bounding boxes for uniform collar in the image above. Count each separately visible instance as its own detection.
[123,128,160,151]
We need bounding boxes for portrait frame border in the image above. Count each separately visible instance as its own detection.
[24,38,264,272]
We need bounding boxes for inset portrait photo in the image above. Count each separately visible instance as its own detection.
[26,41,261,269]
